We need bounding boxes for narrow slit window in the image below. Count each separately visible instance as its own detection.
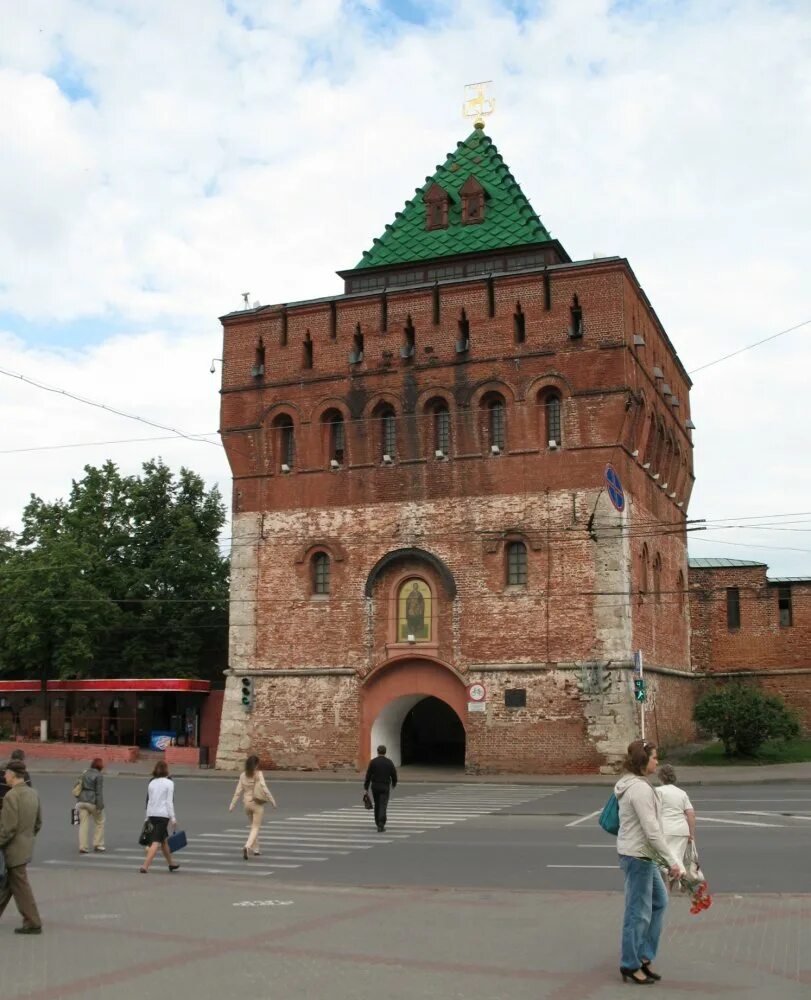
[402,316,415,360]
[432,284,440,325]
[487,276,495,318]
[329,300,337,340]
[350,325,364,364]
[569,294,583,338]
[457,309,470,352]
[253,340,265,378]
[653,554,662,603]
[280,309,288,347]
[380,293,388,332]
[506,541,528,586]
[727,587,741,630]
[543,270,551,311]
[303,332,313,369]
[513,302,526,344]
[778,586,792,627]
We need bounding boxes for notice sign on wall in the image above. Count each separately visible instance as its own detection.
[467,682,487,712]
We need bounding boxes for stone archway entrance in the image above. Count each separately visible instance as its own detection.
[360,657,467,768]
[401,696,465,766]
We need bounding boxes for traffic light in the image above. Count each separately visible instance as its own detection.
[633,678,646,703]
[240,677,254,712]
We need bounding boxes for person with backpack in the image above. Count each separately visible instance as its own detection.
[229,754,276,860]
[75,758,105,854]
[614,740,683,986]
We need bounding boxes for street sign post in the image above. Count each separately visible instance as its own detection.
[633,650,645,739]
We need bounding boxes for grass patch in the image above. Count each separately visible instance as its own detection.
[669,738,811,766]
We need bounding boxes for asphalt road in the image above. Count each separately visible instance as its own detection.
[25,774,811,893]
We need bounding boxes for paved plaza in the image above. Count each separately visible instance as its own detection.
[1,869,809,999]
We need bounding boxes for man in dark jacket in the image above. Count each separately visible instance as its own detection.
[0,750,31,813]
[0,761,43,934]
[363,745,398,832]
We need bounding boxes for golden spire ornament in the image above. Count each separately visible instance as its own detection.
[462,81,495,129]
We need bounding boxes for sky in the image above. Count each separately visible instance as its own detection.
[1,0,810,575]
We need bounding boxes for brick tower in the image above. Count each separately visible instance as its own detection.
[216,124,697,773]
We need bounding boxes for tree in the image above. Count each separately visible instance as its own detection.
[694,684,801,756]
[0,459,229,683]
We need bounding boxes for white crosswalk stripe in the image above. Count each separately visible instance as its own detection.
[42,784,566,878]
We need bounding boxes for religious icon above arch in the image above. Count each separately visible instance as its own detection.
[397,578,432,642]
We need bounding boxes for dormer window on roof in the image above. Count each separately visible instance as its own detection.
[424,182,450,231]
[459,175,485,225]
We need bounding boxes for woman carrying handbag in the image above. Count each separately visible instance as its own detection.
[229,755,276,860]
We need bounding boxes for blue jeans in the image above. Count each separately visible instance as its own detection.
[619,855,668,970]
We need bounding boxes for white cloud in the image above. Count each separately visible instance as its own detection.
[0,0,810,574]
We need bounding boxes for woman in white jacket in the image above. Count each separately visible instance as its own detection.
[615,740,684,986]
[140,760,180,874]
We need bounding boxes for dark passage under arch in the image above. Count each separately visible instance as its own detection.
[400,696,465,767]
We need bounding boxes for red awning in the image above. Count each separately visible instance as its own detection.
[46,679,210,693]
[0,681,41,693]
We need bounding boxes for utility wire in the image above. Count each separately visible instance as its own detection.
[688,318,811,374]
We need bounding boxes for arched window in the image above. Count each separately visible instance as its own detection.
[506,541,528,587]
[653,553,662,603]
[273,414,295,469]
[312,552,330,596]
[322,409,345,465]
[397,578,432,642]
[542,391,562,447]
[424,182,449,231]
[429,400,450,456]
[482,393,506,451]
[460,175,485,224]
[376,405,397,460]
[640,544,649,595]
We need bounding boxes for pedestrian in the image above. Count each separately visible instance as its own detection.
[76,757,106,854]
[0,760,43,934]
[614,740,683,985]
[0,751,31,814]
[139,760,180,874]
[363,745,398,833]
[655,764,696,873]
[229,754,276,860]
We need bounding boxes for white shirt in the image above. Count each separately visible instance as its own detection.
[655,783,692,837]
[145,777,176,822]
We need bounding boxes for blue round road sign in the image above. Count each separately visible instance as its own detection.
[605,465,625,512]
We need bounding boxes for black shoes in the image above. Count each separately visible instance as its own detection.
[168,864,180,872]
[242,847,248,860]
[620,968,653,985]
[376,824,386,832]
[641,962,662,982]
[15,926,42,935]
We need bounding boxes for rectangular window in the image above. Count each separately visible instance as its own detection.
[435,409,450,454]
[726,587,741,630]
[507,542,527,586]
[505,688,526,708]
[778,587,792,627]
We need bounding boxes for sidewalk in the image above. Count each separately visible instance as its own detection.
[3,869,808,999]
[16,754,811,785]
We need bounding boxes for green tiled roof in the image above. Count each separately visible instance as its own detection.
[355,126,553,269]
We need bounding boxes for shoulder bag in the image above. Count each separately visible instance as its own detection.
[138,820,154,847]
[252,775,270,804]
[598,792,620,836]
[72,771,86,799]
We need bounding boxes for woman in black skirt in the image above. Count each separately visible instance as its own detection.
[140,760,180,873]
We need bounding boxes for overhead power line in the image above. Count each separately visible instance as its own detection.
[688,318,811,374]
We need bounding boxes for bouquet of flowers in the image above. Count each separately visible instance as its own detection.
[647,843,713,916]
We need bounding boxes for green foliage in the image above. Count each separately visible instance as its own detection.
[694,684,801,757]
[0,459,228,683]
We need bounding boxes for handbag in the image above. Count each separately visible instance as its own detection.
[362,792,373,810]
[71,806,80,826]
[252,777,270,805]
[138,820,153,847]
[598,792,620,835]
[167,829,187,853]
[72,772,85,798]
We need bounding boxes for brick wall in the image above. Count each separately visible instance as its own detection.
[0,742,139,764]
